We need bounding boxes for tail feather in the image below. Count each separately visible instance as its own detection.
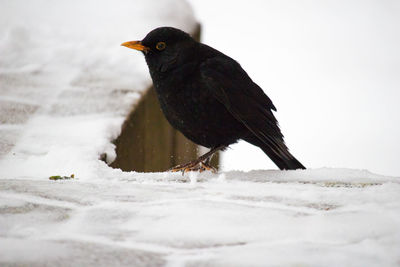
[243,136,305,170]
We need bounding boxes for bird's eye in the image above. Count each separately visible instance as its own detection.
[156,42,166,51]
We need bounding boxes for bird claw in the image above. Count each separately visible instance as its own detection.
[169,161,217,175]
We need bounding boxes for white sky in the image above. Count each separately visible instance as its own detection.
[187,0,400,176]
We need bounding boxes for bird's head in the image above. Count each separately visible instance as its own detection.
[122,27,197,73]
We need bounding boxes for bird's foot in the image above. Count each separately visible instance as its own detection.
[169,160,217,174]
[168,146,224,175]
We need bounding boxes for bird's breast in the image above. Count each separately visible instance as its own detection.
[153,74,244,147]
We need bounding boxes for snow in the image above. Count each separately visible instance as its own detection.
[0,0,197,179]
[1,170,400,266]
[1,0,400,266]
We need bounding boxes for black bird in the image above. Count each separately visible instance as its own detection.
[122,27,305,172]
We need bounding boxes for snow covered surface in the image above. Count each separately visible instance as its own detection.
[1,169,400,266]
[0,0,197,179]
[1,1,400,266]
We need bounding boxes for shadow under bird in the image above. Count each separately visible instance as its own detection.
[122,27,305,172]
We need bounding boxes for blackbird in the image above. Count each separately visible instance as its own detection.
[122,27,305,172]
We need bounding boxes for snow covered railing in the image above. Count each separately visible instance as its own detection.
[0,0,200,179]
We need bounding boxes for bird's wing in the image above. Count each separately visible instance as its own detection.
[200,56,291,160]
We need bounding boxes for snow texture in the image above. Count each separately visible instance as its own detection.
[1,1,400,266]
[1,170,400,266]
[0,0,197,179]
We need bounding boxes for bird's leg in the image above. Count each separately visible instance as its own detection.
[169,145,225,174]
[199,156,216,172]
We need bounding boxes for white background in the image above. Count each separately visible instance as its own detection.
[187,0,400,176]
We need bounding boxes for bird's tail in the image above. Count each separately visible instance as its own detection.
[243,136,306,170]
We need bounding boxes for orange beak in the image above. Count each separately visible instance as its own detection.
[121,41,150,53]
